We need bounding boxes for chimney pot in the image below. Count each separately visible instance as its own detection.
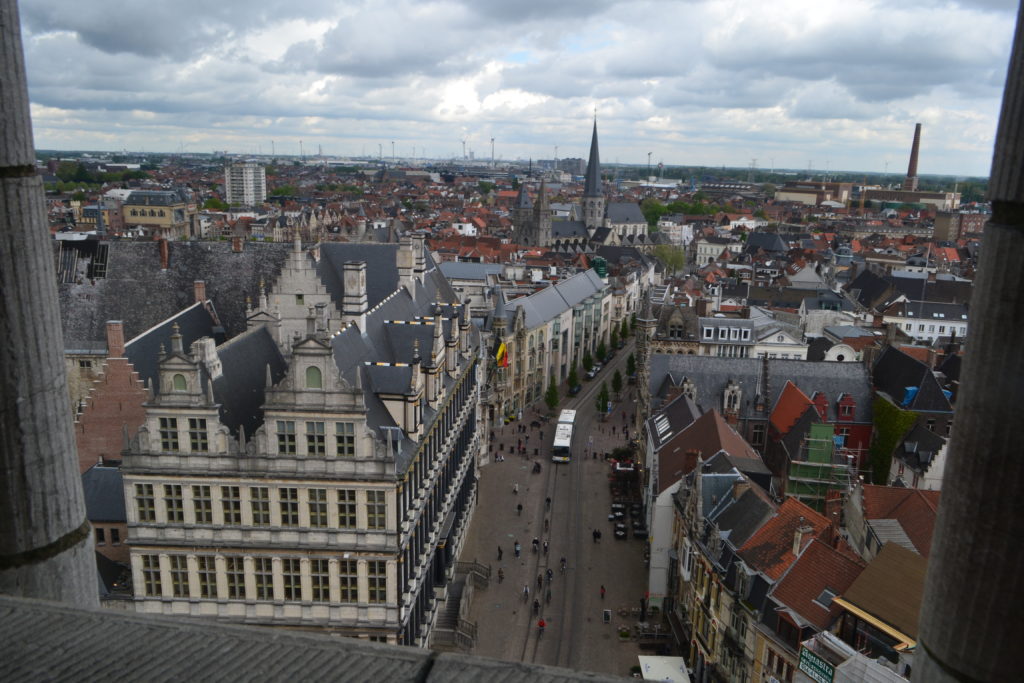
[106,321,126,358]
[193,280,207,304]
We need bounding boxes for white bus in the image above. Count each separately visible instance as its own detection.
[552,409,577,463]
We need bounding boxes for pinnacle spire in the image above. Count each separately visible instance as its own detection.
[584,118,602,198]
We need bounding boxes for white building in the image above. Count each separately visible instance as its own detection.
[225,161,267,207]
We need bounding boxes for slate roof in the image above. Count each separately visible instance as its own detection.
[840,542,927,639]
[647,392,702,451]
[501,270,606,329]
[895,422,946,477]
[872,346,953,413]
[81,465,126,522]
[745,232,789,254]
[125,302,219,394]
[59,241,291,345]
[891,274,973,304]
[648,355,873,424]
[315,243,401,312]
[0,595,623,682]
[328,252,469,475]
[708,480,776,548]
[844,269,896,311]
[605,202,645,224]
[552,220,589,239]
[211,326,288,439]
[438,261,504,281]
[770,539,866,630]
[739,497,832,581]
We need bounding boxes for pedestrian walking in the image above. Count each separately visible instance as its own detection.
[540,430,544,440]
[560,557,567,573]
[545,497,551,510]
[497,568,504,583]
[543,540,549,555]
[612,426,616,436]
[545,568,553,584]
[533,598,540,615]
[592,529,599,543]
[513,482,519,495]
[600,585,606,599]
[538,618,546,636]
[497,546,503,561]
[523,585,529,602]
[514,541,521,558]
[544,518,549,531]
[517,503,523,516]
[532,537,539,553]
[545,588,552,604]
[537,574,543,590]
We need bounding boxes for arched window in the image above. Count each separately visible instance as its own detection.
[305,366,322,389]
[172,374,187,392]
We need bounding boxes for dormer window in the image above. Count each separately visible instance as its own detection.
[295,293,305,306]
[305,366,323,389]
[172,374,187,392]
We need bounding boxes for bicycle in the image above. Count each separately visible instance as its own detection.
[537,619,546,637]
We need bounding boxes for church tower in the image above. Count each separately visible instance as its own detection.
[533,179,552,246]
[512,183,535,245]
[582,118,605,230]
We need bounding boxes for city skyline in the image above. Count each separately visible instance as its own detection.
[20,0,1019,177]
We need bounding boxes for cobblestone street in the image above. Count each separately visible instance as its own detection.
[460,345,661,677]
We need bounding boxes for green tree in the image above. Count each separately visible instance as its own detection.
[478,181,495,195]
[610,328,619,349]
[621,318,629,338]
[596,382,610,415]
[203,197,228,210]
[652,244,687,277]
[270,185,297,196]
[640,197,668,228]
[596,341,607,361]
[582,353,594,372]
[627,353,636,377]
[544,375,560,410]
[612,369,623,396]
[568,365,580,388]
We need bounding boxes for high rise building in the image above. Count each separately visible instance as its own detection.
[224,161,267,206]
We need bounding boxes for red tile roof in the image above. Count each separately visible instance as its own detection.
[860,485,940,558]
[739,497,833,581]
[771,539,866,630]
[770,381,813,435]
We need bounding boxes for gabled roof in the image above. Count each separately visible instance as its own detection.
[739,497,832,581]
[838,542,927,640]
[770,539,866,631]
[211,325,288,439]
[126,302,219,393]
[605,202,645,224]
[860,484,940,558]
[770,381,813,435]
[656,410,766,494]
[81,465,126,522]
[872,346,952,413]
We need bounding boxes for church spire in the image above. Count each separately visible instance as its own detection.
[583,117,602,198]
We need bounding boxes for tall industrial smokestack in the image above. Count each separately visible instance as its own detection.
[903,123,921,191]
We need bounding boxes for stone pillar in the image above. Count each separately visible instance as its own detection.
[0,0,97,606]
[914,6,1024,681]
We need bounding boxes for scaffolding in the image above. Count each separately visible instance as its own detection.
[787,423,863,512]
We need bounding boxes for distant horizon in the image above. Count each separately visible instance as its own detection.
[34,147,990,182]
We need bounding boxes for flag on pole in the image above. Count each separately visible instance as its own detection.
[495,342,509,368]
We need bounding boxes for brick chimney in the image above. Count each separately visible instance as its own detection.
[159,238,169,270]
[193,280,207,304]
[903,123,921,192]
[106,321,125,358]
[231,235,244,253]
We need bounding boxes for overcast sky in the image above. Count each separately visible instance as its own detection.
[19,0,1020,176]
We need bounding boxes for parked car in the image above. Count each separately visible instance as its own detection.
[585,368,597,380]
[569,384,582,395]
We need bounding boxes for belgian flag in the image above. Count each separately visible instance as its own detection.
[495,341,509,368]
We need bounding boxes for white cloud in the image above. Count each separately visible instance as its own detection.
[18,0,1019,175]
